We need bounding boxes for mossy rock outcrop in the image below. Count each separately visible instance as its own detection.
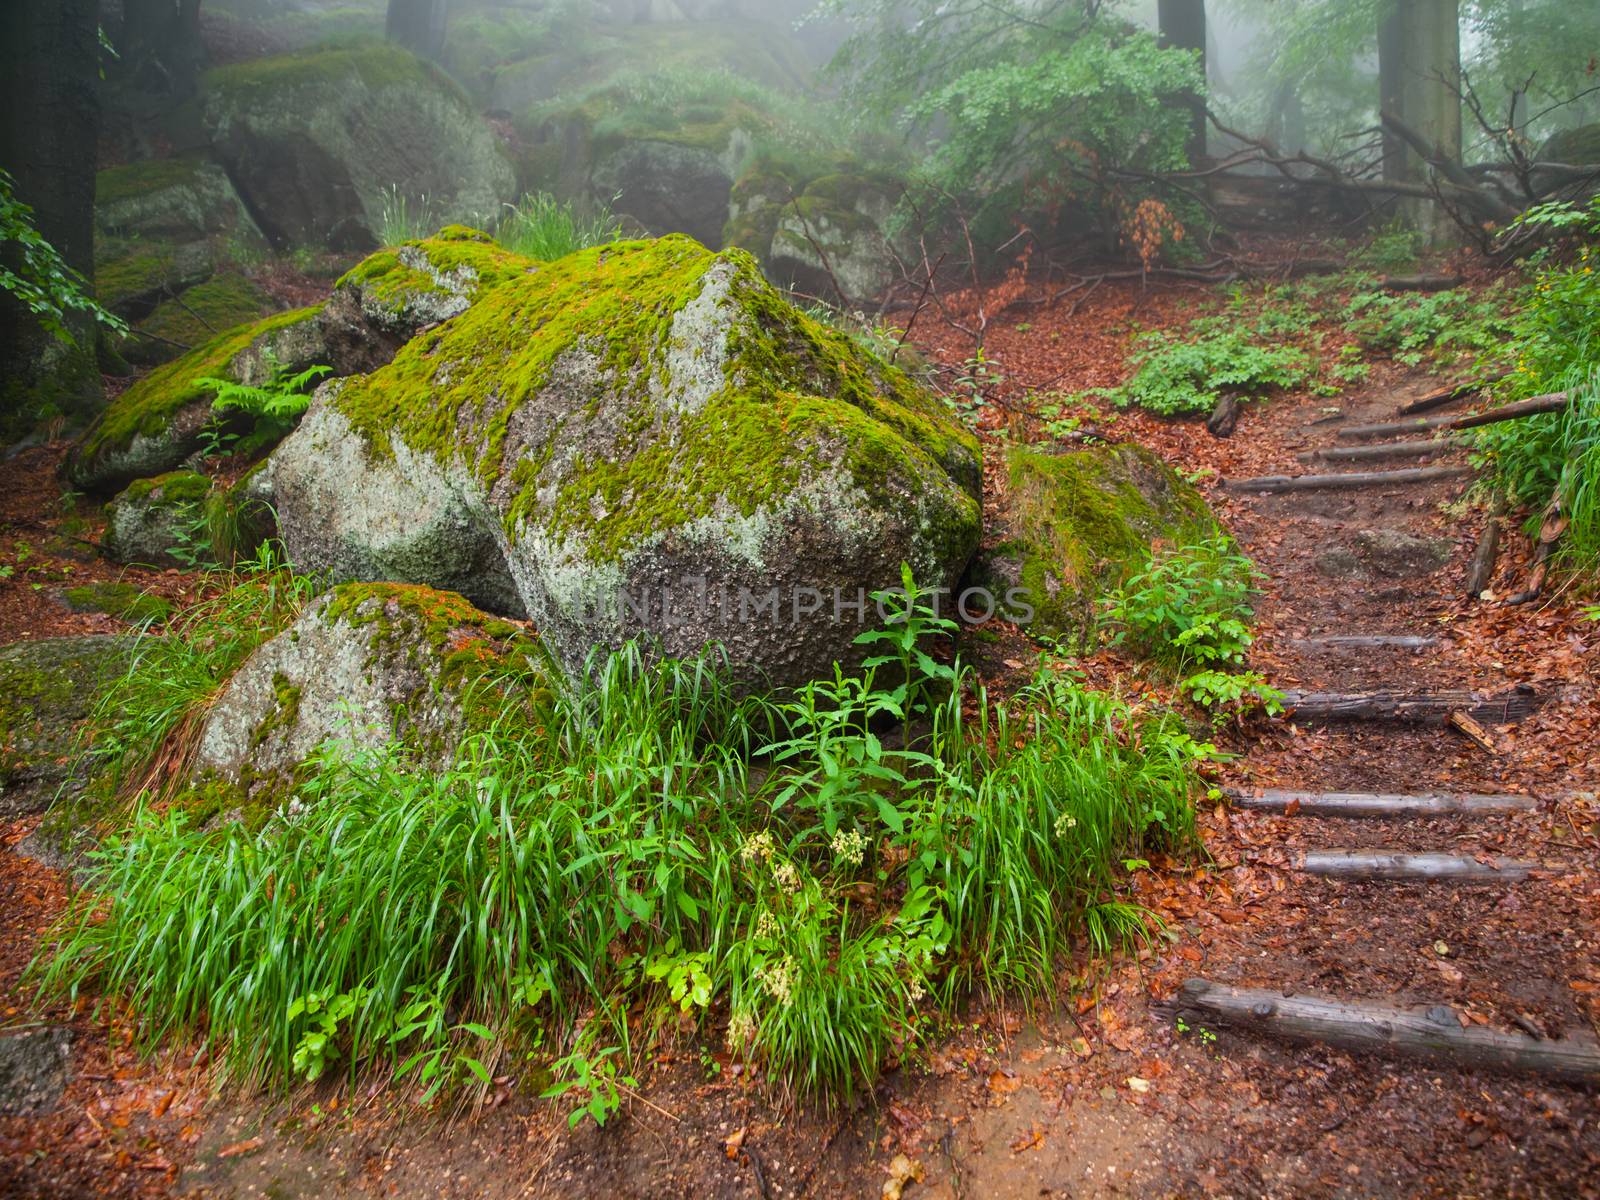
[192,583,549,790]
[103,471,214,569]
[201,44,514,251]
[125,273,280,368]
[0,637,133,815]
[96,155,264,247]
[267,235,982,688]
[94,239,217,319]
[67,231,529,494]
[979,443,1215,645]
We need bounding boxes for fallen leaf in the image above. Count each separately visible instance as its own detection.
[724,1127,746,1160]
[217,1136,264,1160]
[883,1153,924,1200]
[1126,1076,1152,1094]
[987,1069,1021,1095]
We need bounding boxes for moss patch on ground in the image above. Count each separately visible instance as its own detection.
[61,582,174,625]
[203,42,470,112]
[133,274,279,361]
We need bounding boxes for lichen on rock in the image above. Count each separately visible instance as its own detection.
[192,583,549,791]
[268,235,982,689]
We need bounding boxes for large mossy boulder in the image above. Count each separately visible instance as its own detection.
[0,637,133,815]
[67,230,531,494]
[125,273,280,368]
[103,471,213,569]
[193,583,548,790]
[267,235,982,688]
[201,44,515,251]
[95,155,264,247]
[979,444,1214,644]
[66,305,324,494]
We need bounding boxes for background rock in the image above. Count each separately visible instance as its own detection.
[0,637,133,815]
[0,1027,72,1116]
[104,471,214,569]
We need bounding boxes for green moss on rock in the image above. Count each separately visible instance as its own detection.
[73,305,321,482]
[0,636,134,815]
[985,443,1216,643]
[129,274,279,366]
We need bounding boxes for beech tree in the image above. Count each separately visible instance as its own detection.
[117,0,205,99]
[1157,0,1208,165]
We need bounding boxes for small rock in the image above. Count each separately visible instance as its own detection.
[0,1026,72,1115]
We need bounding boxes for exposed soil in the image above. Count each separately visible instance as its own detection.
[2,267,1597,1198]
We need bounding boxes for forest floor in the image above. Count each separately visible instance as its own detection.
[2,265,1597,1198]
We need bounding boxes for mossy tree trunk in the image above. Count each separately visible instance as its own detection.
[0,0,103,444]
[386,0,450,61]
[1157,0,1207,165]
[117,0,205,100]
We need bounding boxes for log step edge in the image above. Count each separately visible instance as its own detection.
[1225,788,1538,817]
[1173,978,1600,1083]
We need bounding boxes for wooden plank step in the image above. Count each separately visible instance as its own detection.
[1278,685,1544,727]
[1171,979,1600,1083]
[1225,788,1536,817]
[1299,850,1543,882]
[1287,635,1439,651]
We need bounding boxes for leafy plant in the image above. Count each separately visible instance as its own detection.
[197,361,331,453]
[1179,669,1286,724]
[544,1044,636,1129]
[0,169,126,347]
[1105,536,1264,670]
[1108,323,1310,415]
[1343,286,1512,368]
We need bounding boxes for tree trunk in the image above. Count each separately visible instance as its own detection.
[387,0,450,61]
[1158,0,1207,165]
[118,0,205,99]
[1378,2,1406,182]
[0,0,103,444]
[1386,0,1462,240]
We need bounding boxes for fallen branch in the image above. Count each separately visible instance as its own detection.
[1507,490,1568,605]
[1381,273,1464,293]
[1288,634,1438,649]
[1224,788,1535,817]
[1396,372,1509,416]
[1338,391,1569,441]
[1465,492,1508,598]
[1225,465,1471,493]
[1173,979,1600,1083]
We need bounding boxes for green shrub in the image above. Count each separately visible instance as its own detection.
[1342,285,1513,367]
[1108,322,1311,415]
[38,569,1202,1107]
[1472,199,1600,572]
[1104,534,1263,670]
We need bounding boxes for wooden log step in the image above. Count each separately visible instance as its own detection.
[1172,978,1600,1083]
[1224,788,1536,817]
[1299,850,1541,882]
[1278,684,1544,726]
[1287,635,1439,650]
[1297,437,1464,464]
[1225,465,1472,493]
[1338,391,1569,442]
